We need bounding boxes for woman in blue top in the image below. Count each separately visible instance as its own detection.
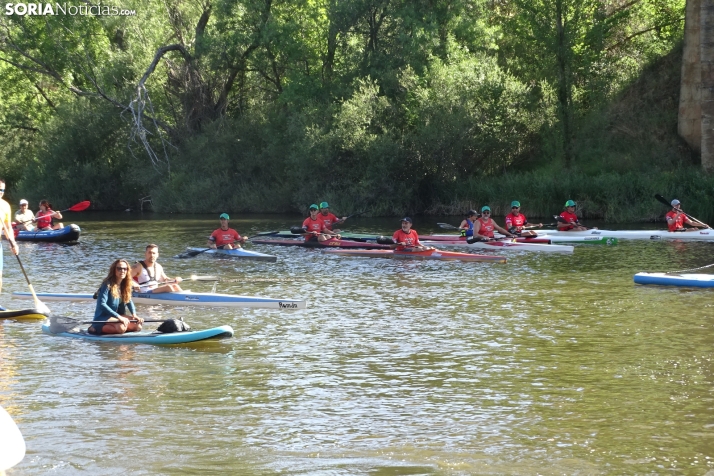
[459,210,479,237]
[88,259,144,335]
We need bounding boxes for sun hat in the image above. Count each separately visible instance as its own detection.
[19,199,28,205]
[319,202,329,209]
[511,201,521,208]
[309,204,319,210]
[481,206,491,212]
[401,217,412,223]
[564,200,576,207]
[219,213,230,220]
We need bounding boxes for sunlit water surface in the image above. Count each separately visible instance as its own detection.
[1,214,714,475]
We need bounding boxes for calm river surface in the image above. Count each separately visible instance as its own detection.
[2,213,714,475]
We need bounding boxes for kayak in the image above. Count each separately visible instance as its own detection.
[185,247,277,262]
[525,229,714,241]
[16,224,81,243]
[420,234,551,244]
[421,239,574,253]
[427,233,617,245]
[634,272,714,288]
[13,291,306,309]
[323,248,507,263]
[42,324,234,344]
[251,238,392,249]
[268,230,377,241]
[0,405,25,472]
[0,307,49,320]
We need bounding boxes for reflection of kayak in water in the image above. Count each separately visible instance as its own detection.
[0,405,25,472]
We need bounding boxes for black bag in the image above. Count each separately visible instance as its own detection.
[157,319,191,333]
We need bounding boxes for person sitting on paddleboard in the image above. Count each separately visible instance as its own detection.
[35,200,63,231]
[505,201,542,237]
[392,217,433,251]
[131,244,182,294]
[473,206,516,241]
[557,200,595,231]
[88,259,144,335]
[302,204,340,242]
[14,199,34,231]
[318,202,347,232]
[459,210,479,237]
[208,213,248,250]
[666,199,708,232]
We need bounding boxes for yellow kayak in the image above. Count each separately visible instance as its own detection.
[0,307,49,320]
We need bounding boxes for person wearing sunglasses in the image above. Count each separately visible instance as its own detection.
[208,213,248,250]
[504,201,542,237]
[0,179,19,295]
[302,204,340,242]
[557,200,593,231]
[88,259,144,335]
[472,206,516,242]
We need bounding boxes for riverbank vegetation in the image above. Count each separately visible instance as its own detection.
[0,0,704,221]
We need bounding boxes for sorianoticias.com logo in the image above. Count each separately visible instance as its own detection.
[4,3,136,16]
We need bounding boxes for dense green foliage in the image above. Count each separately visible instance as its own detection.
[0,0,699,220]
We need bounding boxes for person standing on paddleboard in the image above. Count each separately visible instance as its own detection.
[131,244,182,294]
[505,201,542,237]
[666,199,708,231]
[557,200,595,231]
[302,204,340,242]
[88,259,144,335]
[0,180,19,295]
[473,206,516,241]
[208,213,248,250]
[392,217,433,251]
[318,202,347,232]
[459,210,479,237]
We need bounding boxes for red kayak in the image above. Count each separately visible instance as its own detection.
[251,238,392,249]
[323,248,507,263]
[418,234,551,244]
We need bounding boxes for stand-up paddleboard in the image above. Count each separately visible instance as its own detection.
[323,248,507,263]
[42,324,235,345]
[0,405,25,473]
[634,272,714,288]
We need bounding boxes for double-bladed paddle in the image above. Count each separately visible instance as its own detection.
[654,194,710,228]
[15,200,91,226]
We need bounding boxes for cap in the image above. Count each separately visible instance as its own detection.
[401,217,412,223]
[219,213,230,220]
[309,204,319,210]
[319,201,329,209]
[19,199,28,205]
[481,206,491,212]
[671,199,680,206]
[467,209,478,216]
[511,201,521,208]
[564,200,576,207]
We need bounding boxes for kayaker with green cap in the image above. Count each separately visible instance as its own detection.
[504,201,542,237]
[208,213,248,249]
[473,205,516,241]
[557,200,593,231]
[302,204,340,242]
[318,202,347,231]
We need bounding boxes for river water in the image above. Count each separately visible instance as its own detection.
[1,213,714,475]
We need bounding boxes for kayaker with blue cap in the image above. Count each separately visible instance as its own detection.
[302,204,340,242]
[318,202,347,231]
[459,210,479,237]
[392,217,432,251]
[665,199,708,232]
[504,201,542,237]
[557,200,593,231]
[473,206,515,241]
[208,213,247,249]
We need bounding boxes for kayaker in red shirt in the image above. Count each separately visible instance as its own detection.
[473,206,516,241]
[302,204,340,242]
[666,199,709,231]
[208,213,248,249]
[504,201,542,237]
[318,202,347,231]
[392,217,433,251]
[557,200,595,231]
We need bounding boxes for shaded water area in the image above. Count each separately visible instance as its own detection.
[2,212,714,474]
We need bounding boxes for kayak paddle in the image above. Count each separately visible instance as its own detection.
[655,194,710,228]
[59,200,91,213]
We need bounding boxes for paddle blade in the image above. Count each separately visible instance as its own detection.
[376,236,396,245]
[290,226,305,234]
[48,315,83,333]
[654,194,671,207]
[68,201,91,212]
[174,248,207,259]
[188,275,218,281]
[437,223,459,230]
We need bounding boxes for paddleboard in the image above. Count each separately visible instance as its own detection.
[42,324,235,344]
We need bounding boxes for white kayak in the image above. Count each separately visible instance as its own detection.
[13,291,306,310]
[430,233,618,244]
[421,239,573,253]
[0,405,25,472]
[522,228,714,241]
[185,247,277,261]
[634,272,714,288]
